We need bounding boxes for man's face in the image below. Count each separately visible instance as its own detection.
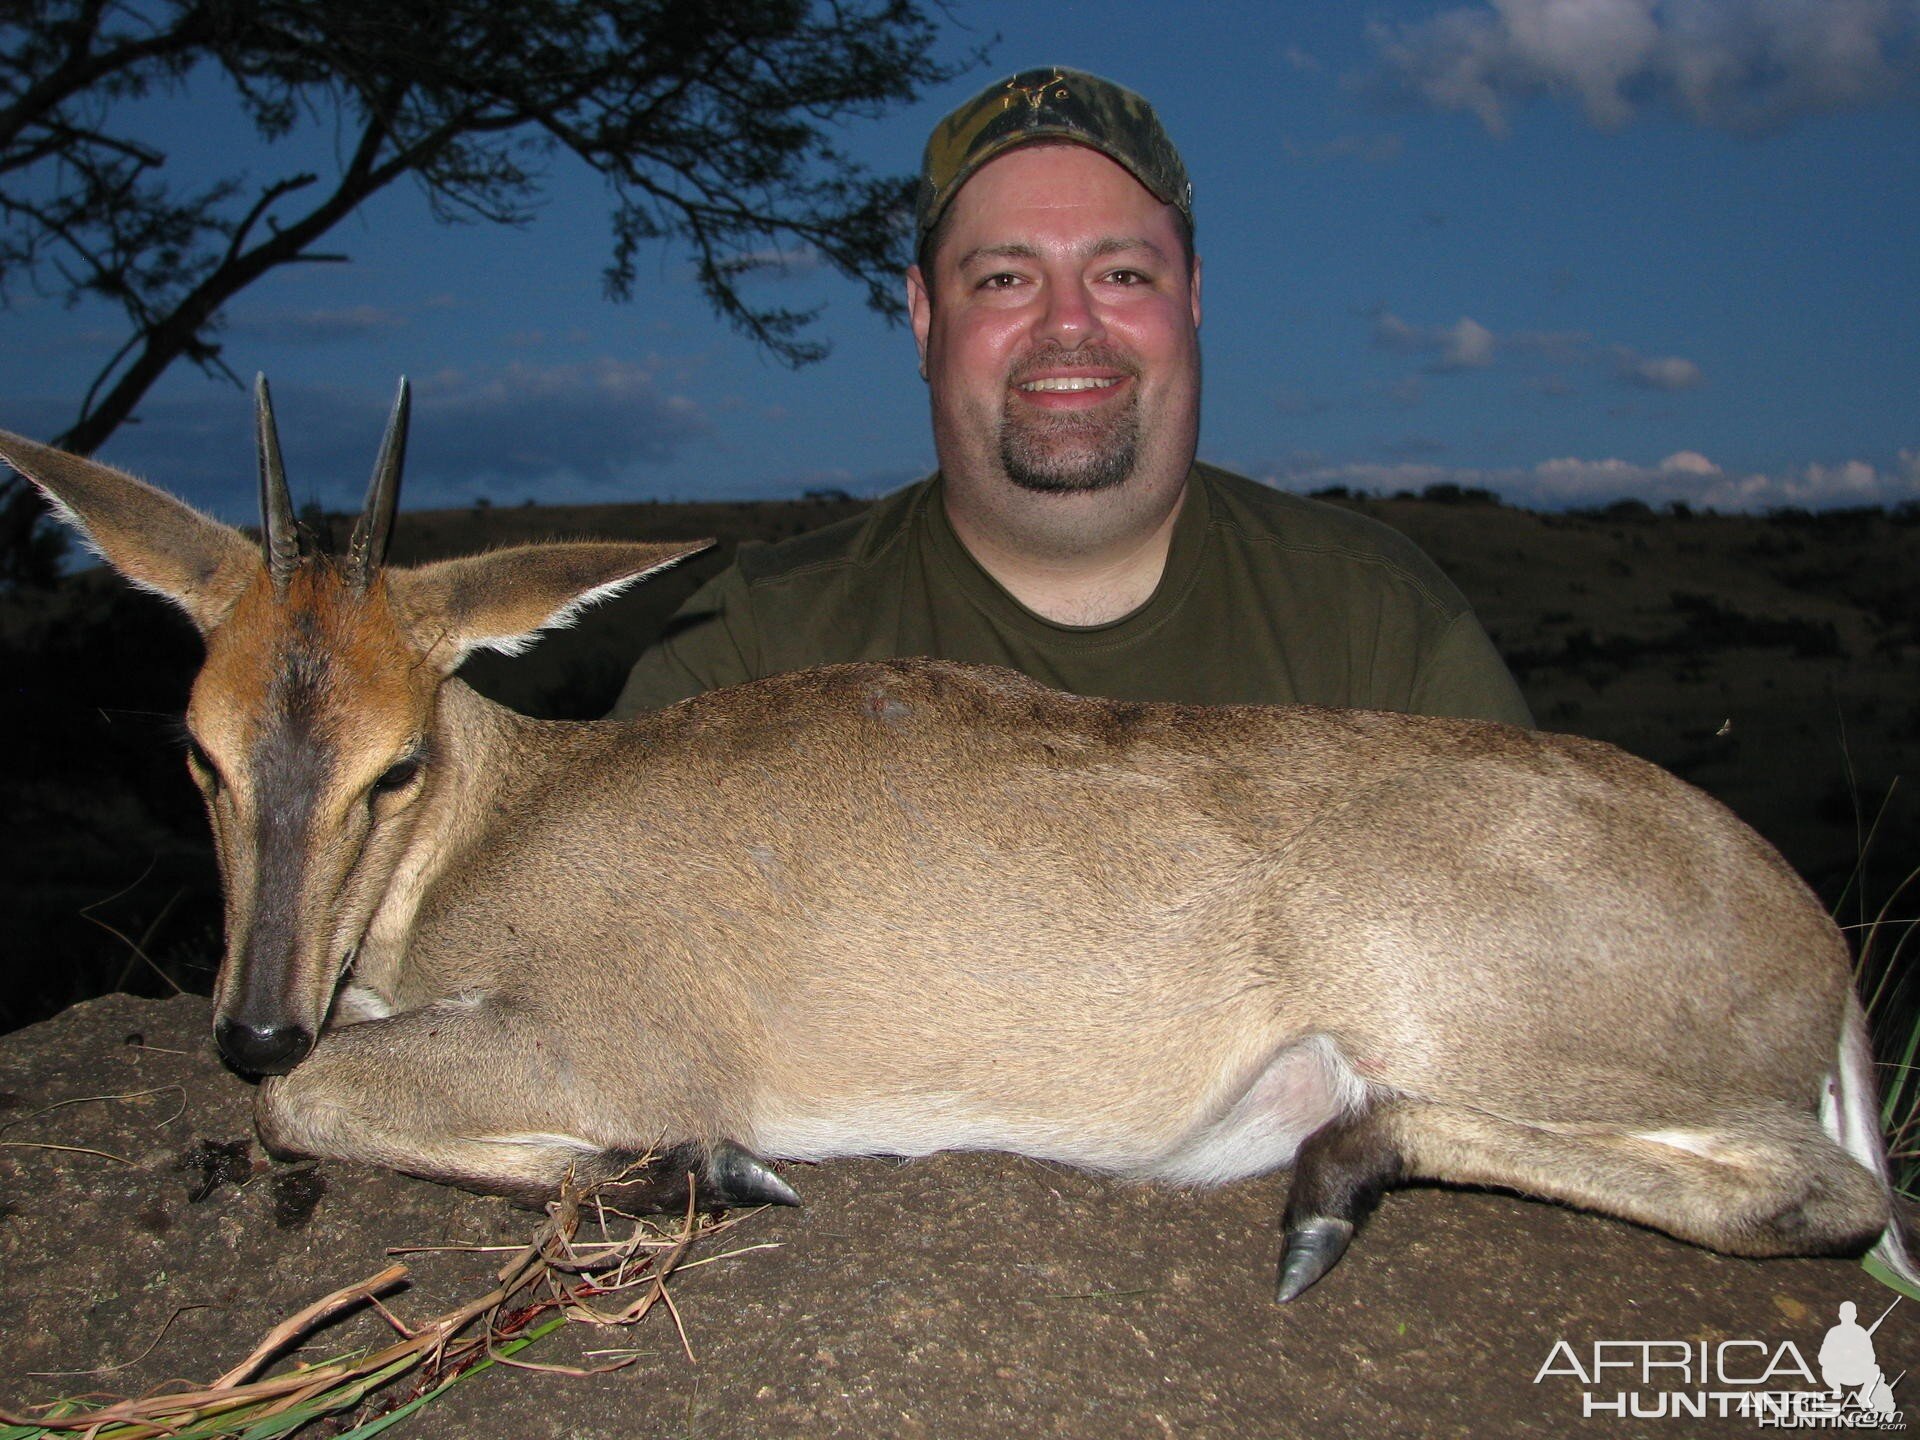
[908,144,1202,500]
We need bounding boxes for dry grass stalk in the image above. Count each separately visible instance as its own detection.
[0,1163,769,1439]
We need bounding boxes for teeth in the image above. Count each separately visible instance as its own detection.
[1018,376,1121,393]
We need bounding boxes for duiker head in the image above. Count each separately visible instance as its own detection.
[0,380,706,1074]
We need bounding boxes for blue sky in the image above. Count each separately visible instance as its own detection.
[4,0,1917,521]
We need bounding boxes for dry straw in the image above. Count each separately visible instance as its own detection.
[0,1166,776,1439]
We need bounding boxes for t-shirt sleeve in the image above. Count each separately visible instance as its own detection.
[1409,610,1535,727]
[607,565,760,717]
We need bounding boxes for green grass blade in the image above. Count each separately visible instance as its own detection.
[330,1314,574,1440]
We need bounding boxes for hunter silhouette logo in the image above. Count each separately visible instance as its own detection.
[1821,1300,1902,1418]
[1533,1295,1907,1425]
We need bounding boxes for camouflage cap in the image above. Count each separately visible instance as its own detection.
[915,67,1193,243]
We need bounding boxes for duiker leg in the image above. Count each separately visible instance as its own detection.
[1385,1102,1888,1260]
[256,1001,795,1211]
[1275,1104,1408,1301]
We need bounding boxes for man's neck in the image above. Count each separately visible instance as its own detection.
[943,469,1190,625]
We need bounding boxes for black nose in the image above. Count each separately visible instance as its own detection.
[215,1017,313,1075]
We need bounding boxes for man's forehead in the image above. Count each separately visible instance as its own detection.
[953,235,1175,273]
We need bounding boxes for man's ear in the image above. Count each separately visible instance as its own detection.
[906,264,933,380]
[1189,251,1203,330]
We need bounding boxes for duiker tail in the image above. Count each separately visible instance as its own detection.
[1825,996,1920,1287]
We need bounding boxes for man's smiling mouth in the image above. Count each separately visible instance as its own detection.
[1017,375,1123,393]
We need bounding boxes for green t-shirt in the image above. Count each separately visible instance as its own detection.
[611,464,1533,725]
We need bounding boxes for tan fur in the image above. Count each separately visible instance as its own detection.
[2,420,1911,1294]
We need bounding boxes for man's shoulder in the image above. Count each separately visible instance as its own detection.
[1198,462,1439,559]
[731,477,933,588]
[1196,464,1469,616]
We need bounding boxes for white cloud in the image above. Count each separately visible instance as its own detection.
[1372,310,1432,353]
[1262,447,1920,511]
[1697,457,1887,508]
[1504,327,1592,362]
[1440,316,1499,369]
[1373,310,1693,385]
[86,358,714,518]
[1616,349,1706,389]
[1273,383,1332,417]
[1371,310,1500,370]
[1282,132,1406,165]
[227,304,410,343]
[1387,374,1427,407]
[1528,454,1666,502]
[1369,0,1920,134]
[503,326,595,349]
[411,358,713,487]
[1659,449,1720,475]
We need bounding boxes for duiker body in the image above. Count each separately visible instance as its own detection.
[3,385,1911,1302]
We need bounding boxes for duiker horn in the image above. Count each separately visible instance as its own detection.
[345,378,408,590]
[254,374,300,591]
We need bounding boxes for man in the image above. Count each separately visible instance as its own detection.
[612,67,1530,725]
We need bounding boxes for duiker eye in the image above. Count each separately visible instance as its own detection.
[371,756,422,797]
[185,736,221,791]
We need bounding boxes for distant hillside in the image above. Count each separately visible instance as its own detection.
[1,489,1913,1034]
[1363,493,1917,903]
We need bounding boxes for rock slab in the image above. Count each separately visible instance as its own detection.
[0,995,1911,1438]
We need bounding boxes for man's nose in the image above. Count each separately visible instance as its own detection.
[1035,278,1104,348]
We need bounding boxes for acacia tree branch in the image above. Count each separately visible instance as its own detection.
[3,191,124,301]
[5,0,971,483]
[59,135,417,449]
[0,120,164,177]
[76,325,144,422]
[216,173,319,269]
[0,2,212,152]
[55,62,573,450]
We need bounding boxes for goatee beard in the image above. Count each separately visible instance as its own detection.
[998,348,1141,494]
[1000,404,1139,494]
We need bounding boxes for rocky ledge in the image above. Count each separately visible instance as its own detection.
[0,995,1910,1439]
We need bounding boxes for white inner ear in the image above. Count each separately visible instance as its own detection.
[34,488,115,568]
[29,483,208,620]
[463,558,687,659]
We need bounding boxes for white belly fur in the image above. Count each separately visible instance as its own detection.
[1147,1033,1371,1185]
[749,1034,1369,1187]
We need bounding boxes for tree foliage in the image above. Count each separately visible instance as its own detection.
[0,0,972,576]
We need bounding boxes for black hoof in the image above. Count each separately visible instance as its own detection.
[707,1139,801,1208]
[1275,1217,1353,1303]
[579,1139,800,1213]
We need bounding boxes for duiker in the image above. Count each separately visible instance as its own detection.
[2,383,1912,1302]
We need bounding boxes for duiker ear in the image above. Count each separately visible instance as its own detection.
[0,428,258,632]
[393,539,712,670]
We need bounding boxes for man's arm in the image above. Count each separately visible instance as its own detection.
[608,565,760,717]
[1409,610,1534,727]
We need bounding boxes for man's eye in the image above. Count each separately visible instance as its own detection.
[1104,268,1147,285]
[979,272,1022,290]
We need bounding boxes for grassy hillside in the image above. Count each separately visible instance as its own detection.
[1365,495,1917,901]
[1,490,1913,1033]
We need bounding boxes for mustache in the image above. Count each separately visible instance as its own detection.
[1007,345,1141,387]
